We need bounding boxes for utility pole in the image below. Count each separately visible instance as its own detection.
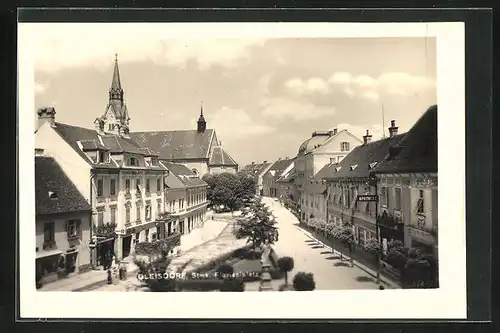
[382,103,386,139]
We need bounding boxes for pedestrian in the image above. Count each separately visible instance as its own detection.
[379,285,385,290]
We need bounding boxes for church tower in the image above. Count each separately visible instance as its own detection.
[95,54,131,137]
[197,104,207,133]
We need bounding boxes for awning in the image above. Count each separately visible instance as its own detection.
[36,249,63,259]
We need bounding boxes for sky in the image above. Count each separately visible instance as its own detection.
[34,29,436,167]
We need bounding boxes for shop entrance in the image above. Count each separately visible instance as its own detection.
[96,238,115,268]
[122,235,132,258]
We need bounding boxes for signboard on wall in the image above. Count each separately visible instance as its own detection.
[356,195,378,202]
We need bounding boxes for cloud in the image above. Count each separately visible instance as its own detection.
[258,73,273,95]
[261,97,335,121]
[327,71,435,101]
[335,123,385,142]
[210,106,275,139]
[32,25,266,73]
[285,77,330,95]
[35,82,46,94]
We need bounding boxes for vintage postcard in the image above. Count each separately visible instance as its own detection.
[18,20,466,319]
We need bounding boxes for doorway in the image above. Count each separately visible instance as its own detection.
[122,235,132,258]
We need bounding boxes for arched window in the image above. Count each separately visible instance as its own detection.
[191,168,199,176]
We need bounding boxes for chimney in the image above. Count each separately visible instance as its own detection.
[35,148,44,156]
[251,162,255,165]
[263,160,267,163]
[363,130,372,144]
[388,120,398,138]
[278,157,281,160]
[37,107,56,129]
[333,128,338,135]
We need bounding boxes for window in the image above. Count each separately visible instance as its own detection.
[110,207,116,224]
[110,179,116,196]
[97,211,104,226]
[129,157,138,166]
[157,201,162,215]
[136,205,141,221]
[66,219,80,239]
[380,187,387,206]
[97,179,103,197]
[125,179,131,191]
[125,206,131,223]
[179,220,185,234]
[395,188,402,210]
[146,179,150,193]
[109,124,113,131]
[99,151,105,163]
[416,189,425,214]
[156,178,161,192]
[152,157,158,165]
[145,205,152,221]
[136,179,142,192]
[173,200,177,211]
[330,157,336,164]
[341,142,350,152]
[152,233,157,241]
[44,222,55,243]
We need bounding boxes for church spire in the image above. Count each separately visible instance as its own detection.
[197,102,207,133]
[109,53,123,102]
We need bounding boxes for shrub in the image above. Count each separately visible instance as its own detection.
[292,272,316,291]
[278,256,294,286]
[219,278,245,292]
[386,250,407,272]
[216,263,234,279]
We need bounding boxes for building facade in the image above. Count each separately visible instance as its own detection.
[35,56,171,264]
[241,161,273,196]
[262,158,294,198]
[294,129,362,190]
[162,162,209,238]
[324,125,406,250]
[374,106,438,257]
[131,106,238,177]
[299,164,331,224]
[35,153,93,285]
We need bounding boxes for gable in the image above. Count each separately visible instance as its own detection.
[314,130,363,154]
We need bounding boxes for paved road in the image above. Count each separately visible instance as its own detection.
[263,197,385,290]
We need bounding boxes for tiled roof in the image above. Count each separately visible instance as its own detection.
[277,167,297,183]
[209,146,238,166]
[162,162,207,188]
[139,147,160,157]
[53,122,119,168]
[269,158,294,174]
[374,105,437,174]
[323,133,406,180]
[100,135,144,154]
[36,156,92,215]
[302,164,332,194]
[298,132,335,155]
[80,139,109,151]
[241,162,272,176]
[130,129,215,160]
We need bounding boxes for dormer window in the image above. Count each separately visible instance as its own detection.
[350,164,358,171]
[48,191,58,199]
[129,157,138,166]
[151,157,158,165]
[98,151,109,164]
[335,167,342,172]
[368,162,377,169]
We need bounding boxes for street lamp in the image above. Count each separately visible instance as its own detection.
[367,172,381,284]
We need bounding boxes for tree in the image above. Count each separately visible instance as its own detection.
[278,256,294,287]
[233,197,278,258]
[203,172,257,211]
[292,272,316,291]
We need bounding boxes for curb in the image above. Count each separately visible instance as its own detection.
[294,225,401,289]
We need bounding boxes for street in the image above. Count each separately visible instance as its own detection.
[262,197,389,290]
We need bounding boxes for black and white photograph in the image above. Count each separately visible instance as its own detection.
[19,20,466,319]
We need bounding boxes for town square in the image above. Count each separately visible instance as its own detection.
[30,27,439,293]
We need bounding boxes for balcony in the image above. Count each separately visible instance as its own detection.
[135,219,142,225]
[125,221,132,228]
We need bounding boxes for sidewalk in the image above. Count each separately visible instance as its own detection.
[295,226,401,289]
